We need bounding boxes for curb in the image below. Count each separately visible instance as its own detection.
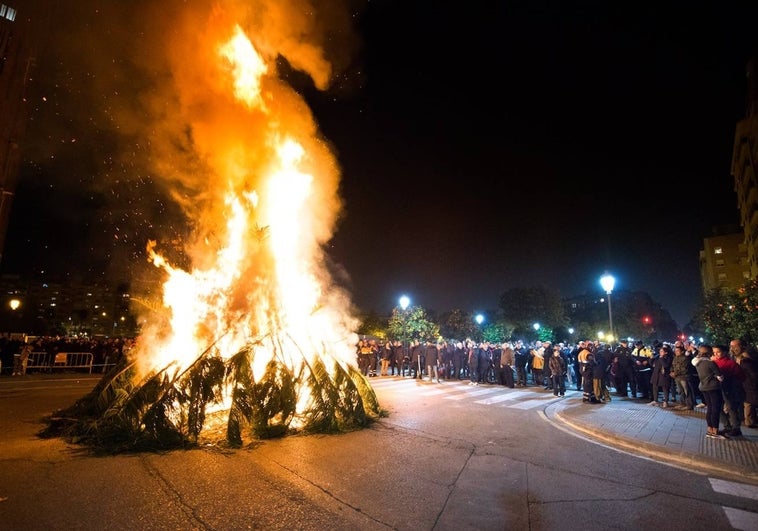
[547,401,758,485]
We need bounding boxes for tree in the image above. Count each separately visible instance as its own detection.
[482,322,509,344]
[438,309,478,340]
[357,311,388,339]
[564,290,678,343]
[697,279,758,344]
[499,286,566,331]
[387,305,440,343]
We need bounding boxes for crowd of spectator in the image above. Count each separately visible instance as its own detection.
[0,334,132,375]
[356,336,758,439]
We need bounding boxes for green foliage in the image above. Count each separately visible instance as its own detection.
[697,279,758,344]
[249,358,298,439]
[387,305,440,342]
[356,311,388,339]
[534,325,554,343]
[482,322,508,344]
[438,309,478,340]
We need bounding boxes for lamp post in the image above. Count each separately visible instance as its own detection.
[399,295,411,377]
[399,295,410,346]
[474,313,484,341]
[8,298,21,334]
[600,272,615,342]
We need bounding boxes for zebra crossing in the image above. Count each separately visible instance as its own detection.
[368,376,569,410]
[709,478,758,530]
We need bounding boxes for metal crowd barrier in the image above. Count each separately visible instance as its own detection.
[25,351,94,374]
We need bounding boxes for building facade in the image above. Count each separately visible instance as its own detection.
[699,225,749,293]
[731,58,758,281]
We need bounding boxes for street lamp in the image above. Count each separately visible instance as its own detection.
[474,313,484,342]
[399,295,410,345]
[600,272,615,342]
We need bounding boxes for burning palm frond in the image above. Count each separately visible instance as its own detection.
[41,337,382,453]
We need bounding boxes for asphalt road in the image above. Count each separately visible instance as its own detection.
[1,374,757,530]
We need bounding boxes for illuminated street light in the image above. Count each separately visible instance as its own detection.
[9,299,20,311]
[398,295,411,347]
[599,272,616,342]
[475,313,484,325]
[533,323,540,331]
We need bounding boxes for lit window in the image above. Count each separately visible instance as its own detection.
[715,259,725,267]
[714,247,723,254]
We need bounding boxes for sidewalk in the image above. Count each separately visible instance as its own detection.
[545,392,758,484]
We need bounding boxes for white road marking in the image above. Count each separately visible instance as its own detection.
[371,378,562,410]
[475,394,517,405]
[709,478,758,500]
[510,398,558,409]
[722,507,758,531]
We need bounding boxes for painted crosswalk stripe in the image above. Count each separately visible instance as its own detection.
[711,476,758,529]
[500,390,531,399]
[722,507,758,531]
[509,398,559,409]
[370,379,567,409]
[417,388,448,396]
[475,394,516,405]
[709,478,758,499]
[444,388,499,399]
[443,388,497,400]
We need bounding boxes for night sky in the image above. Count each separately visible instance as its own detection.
[4,1,758,328]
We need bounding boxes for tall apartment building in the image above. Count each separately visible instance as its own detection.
[699,225,749,293]
[731,58,758,281]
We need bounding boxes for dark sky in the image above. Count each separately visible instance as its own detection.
[4,1,758,328]
[313,0,757,325]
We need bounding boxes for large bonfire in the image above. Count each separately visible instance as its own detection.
[43,3,380,451]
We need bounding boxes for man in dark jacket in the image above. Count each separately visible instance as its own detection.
[424,341,440,383]
[738,351,758,428]
[410,340,423,379]
[514,340,529,387]
[613,339,637,397]
[731,339,758,428]
[632,340,653,400]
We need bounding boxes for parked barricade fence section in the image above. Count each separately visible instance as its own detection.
[26,352,94,374]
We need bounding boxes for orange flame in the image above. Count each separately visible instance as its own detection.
[131,18,359,414]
